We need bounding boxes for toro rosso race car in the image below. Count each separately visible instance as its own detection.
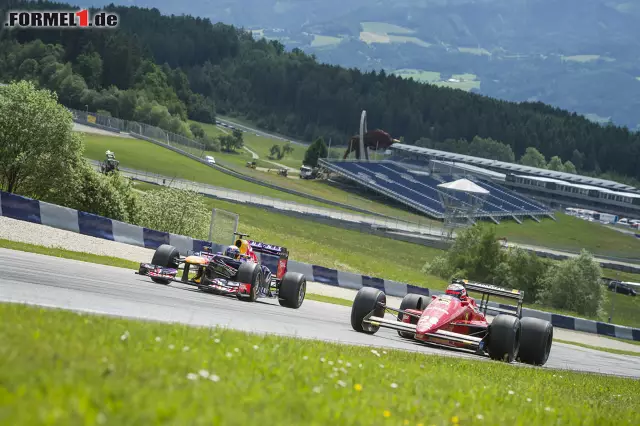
[136,233,306,309]
[351,279,553,366]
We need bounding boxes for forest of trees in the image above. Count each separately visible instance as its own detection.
[2,0,640,182]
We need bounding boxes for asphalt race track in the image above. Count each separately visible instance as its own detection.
[1,248,638,378]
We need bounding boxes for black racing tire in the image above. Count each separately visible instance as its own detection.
[397,293,429,339]
[517,317,553,366]
[236,262,262,302]
[278,272,306,309]
[351,287,386,334]
[487,314,521,363]
[150,244,180,285]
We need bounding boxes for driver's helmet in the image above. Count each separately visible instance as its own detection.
[445,283,467,300]
[224,245,240,259]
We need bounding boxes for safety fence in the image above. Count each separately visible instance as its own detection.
[1,189,638,341]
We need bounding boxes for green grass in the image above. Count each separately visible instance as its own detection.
[2,303,639,425]
[458,47,491,56]
[555,339,640,357]
[311,35,342,47]
[305,294,352,307]
[91,125,438,223]
[494,213,640,261]
[387,35,431,48]
[561,55,614,63]
[79,132,344,210]
[0,238,139,270]
[603,336,640,347]
[393,69,480,91]
[360,21,415,34]
[190,120,303,168]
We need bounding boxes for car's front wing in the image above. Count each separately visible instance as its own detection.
[363,311,485,351]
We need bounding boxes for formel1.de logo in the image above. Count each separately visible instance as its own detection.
[4,9,118,29]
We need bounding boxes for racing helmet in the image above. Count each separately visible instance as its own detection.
[445,283,467,300]
[224,245,240,259]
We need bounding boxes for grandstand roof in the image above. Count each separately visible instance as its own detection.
[390,144,638,192]
[431,160,507,179]
[516,174,640,199]
[438,178,489,194]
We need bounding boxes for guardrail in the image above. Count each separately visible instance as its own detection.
[1,189,638,341]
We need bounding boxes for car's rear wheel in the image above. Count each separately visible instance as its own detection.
[351,287,386,334]
[278,272,306,309]
[236,262,262,302]
[517,318,553,366]
[150,244,180,285]
[397,293,428,339]
[487,314,521,363]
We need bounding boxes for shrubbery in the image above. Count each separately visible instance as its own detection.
[134,187,210,240]
[537,250,604,317]
[1,81,210,240]
[423,224,605,317]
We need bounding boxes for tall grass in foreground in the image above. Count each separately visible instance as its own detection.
[0,303,638,425]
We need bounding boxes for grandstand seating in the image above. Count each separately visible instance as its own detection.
[321,160,553,221]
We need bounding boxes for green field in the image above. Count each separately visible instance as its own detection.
[2,303,638,425]
[562,55,615,63]
[491,213,640,261]
[458,47,491,56]
[311,35,342,47]
[82,129,640,261]
[387,35,431,48]
[193,119,311,169]
[360,21,414,34]
[82,131,440,224]
[555,339,640,357]
[79,133,347,211]
[393,70,481,91]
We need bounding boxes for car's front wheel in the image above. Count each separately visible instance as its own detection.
[487,314,521,363]
[149,244,180,285]
[351,287,386,334]
[236,262,262,302]
[278,272,306,309]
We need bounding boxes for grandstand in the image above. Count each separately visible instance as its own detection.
[387,144,640,220]
[318,159,554,224]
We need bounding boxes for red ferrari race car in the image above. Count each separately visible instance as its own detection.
[136,233,306,308]
[350,279,554,366]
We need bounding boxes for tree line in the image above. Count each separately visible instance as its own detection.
[0,80,213,240]
[416,136,578,174]
[2,0,640,182]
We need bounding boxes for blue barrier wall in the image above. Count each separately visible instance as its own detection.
[1,190,638,342]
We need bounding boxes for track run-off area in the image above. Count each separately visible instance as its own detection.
[1,248,638,379]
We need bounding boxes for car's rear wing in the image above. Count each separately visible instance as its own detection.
[233,232,288,257]
[234,233,289,280]
[452,279,524,318]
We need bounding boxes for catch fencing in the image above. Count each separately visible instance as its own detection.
[209,208,239,246]
[69,108,207,159]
